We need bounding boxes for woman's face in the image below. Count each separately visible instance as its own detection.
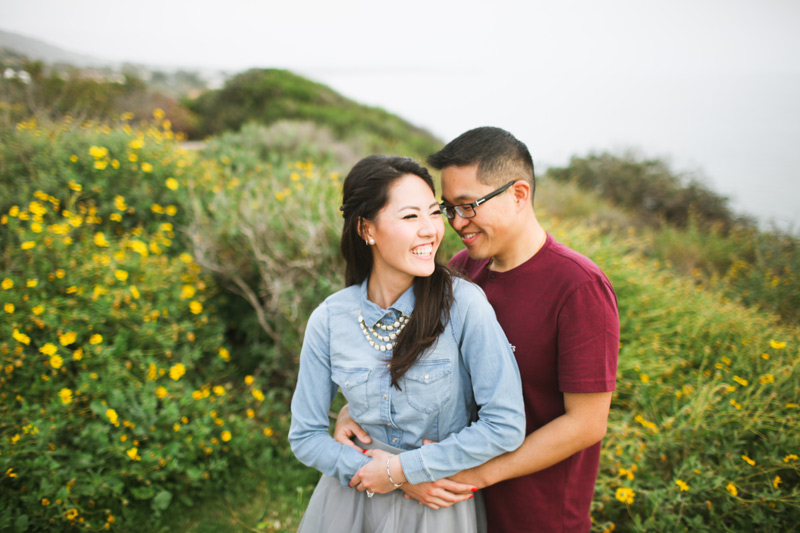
[363,174,445,285]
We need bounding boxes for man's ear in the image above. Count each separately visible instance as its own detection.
[512,180,531,205]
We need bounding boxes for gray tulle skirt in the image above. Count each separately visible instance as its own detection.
[297,438,486,533]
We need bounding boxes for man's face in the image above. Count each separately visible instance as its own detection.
[440,164,516,261]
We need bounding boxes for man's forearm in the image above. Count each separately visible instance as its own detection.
[452,392,612,488]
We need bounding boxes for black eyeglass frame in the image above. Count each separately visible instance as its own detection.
[439,180,518,220]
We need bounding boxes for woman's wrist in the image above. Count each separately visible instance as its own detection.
[389,454,407,485]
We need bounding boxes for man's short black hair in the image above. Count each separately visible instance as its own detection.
[427,127,535,190]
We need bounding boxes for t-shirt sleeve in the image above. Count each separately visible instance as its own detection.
[556,278,619,393]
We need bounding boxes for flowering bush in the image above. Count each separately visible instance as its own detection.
[0,120,283,531]
[546,223,800,532]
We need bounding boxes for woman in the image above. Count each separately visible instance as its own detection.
[289,155,525,532]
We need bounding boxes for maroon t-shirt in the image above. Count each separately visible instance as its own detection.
[450,233,619,533]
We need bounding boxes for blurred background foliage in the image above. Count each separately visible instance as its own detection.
[1,55,798,531]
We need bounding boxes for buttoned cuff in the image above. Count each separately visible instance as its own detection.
[398,448,433,485]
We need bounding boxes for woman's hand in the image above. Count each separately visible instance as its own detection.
[333,403,372,452]
[349,449,405,495]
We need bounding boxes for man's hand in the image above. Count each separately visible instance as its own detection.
[333,403,371,451]
[401,479,476,510]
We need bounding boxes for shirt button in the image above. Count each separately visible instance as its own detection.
[490,273,496,279]
[344,381,349,386]
[382,394,387,399]
[392,438,398,443]
[424,374,429,380]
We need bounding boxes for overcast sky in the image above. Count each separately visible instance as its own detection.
[2,0,799,228]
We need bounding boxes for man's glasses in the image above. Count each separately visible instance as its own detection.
[439,180,517,220]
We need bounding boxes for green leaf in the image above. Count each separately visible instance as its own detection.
[152,490,172,512]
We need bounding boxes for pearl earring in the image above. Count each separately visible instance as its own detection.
[368,238,375,245]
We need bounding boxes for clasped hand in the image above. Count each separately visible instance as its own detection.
[349,449,397,495]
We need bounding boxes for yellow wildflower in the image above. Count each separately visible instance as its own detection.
[127,447,141,461]
[213,385,225,396]
[129,138,143,149]
[50,355,63,369]
[156,386,168,399]
[151,203,165,214]
[42,498,50,506]
[153,108,165,119]
[26,279,38,287]
[219,347,230,361]
[189,301,203,314]
[68,180,82,191]
[59,388,73,404]
[94,232,110,247]
[169,363,186,381]
[252,389,265,402]
[147,363,158,380]
[106,409,119,426]
[95,160,109,170]
[90,334,103,344]
[1,278,12,290]
[114,270,129,282]
[33,304,44,315]
[6,468,17,478]
[89,146,108,159]
[769,340,786,349]
[784,454,798,463]
[21,241,36,250]
[180,285,196,299]
[244,375,254,385]
[141,162,153,172]
[246,409,255,418]
[59,332,77,346]
[40,343,58,356]
[192,390,203,400]
[759,374,775,384]
[773,475,781,489]
[65,508,78,520]
[73,348,83,361]
[264,427,273,437]
[741,455,755,466]
[4,303,14,313]
[166,205,178,216]
[615,487,635,505]
[221,430,232,442]
[732,376,748,387]
[726,483,738,496]
[165,177,179,190]
[13,329,31,345]
[675,479,689,492]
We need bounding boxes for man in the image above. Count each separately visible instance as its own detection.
[335,127,619,532]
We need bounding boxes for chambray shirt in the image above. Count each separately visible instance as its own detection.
[289,277,525,487]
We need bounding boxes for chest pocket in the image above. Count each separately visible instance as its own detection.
[402,360,452,414]
[331,367,370,417]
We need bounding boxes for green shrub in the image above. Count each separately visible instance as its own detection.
[0,121,284,531]
[0,116,190,236]
[545,151,746,230]
[184,122,347,390]
[547,222,800,532]
[185,68,441,156]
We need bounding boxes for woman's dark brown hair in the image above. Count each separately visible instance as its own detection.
[340,155,453,388]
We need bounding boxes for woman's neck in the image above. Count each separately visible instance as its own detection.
[367,271,414,310]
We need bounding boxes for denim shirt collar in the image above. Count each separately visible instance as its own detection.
[359,278,415,328]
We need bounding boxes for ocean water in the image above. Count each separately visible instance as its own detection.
[302,68,800,233]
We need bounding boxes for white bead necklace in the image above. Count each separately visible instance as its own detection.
[358,310,409,352]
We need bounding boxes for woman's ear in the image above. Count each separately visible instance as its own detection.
[358,216,374,245]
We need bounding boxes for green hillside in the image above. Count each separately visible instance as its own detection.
[185,68,442,157]
[0,66,797,531]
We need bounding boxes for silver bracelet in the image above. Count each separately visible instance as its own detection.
[386,454,404,487]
